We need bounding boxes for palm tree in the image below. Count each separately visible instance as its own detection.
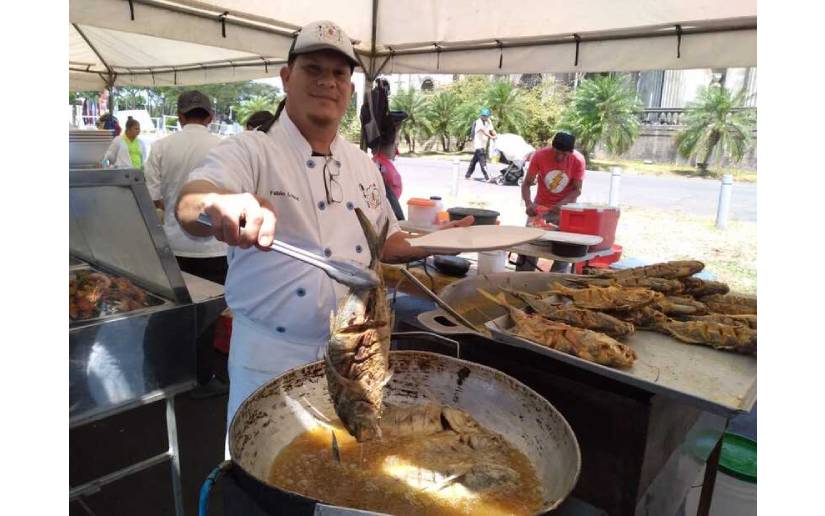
[560,74,643,163]
[390,88,432,153]
[235,96,279,126]
[484,80,528,134]
[426,90,461,151]
[675,86,756,175]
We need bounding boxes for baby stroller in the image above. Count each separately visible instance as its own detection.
[492,133,535,186]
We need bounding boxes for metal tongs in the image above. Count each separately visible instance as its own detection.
[196,213,379,289]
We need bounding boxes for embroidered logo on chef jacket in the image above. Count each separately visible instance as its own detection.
[543,169,570,194]
[359,183,382,209]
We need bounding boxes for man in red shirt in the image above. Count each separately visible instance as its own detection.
[517,132,585,272]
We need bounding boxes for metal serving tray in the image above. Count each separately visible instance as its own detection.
[416,271,757,417]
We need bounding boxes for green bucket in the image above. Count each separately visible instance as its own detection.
[718,433,757,484]
[687,431,757,484]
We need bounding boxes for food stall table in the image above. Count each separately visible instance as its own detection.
[392,271,756,516]
[69,168,226,516]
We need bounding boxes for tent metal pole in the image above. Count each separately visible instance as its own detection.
[360,0,380,151]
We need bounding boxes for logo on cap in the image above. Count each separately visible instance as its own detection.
[316,22,345,45]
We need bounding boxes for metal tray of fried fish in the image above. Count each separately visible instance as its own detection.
[416,271,757,417]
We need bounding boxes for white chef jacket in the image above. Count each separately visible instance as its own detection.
[144,124,227,258]
[104,135,149,169]
[472,118,495,150]
[188,110,401,426]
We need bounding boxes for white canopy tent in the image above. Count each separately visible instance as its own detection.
[70,0,756,91]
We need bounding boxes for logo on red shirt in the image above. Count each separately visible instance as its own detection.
[543,170,570,194]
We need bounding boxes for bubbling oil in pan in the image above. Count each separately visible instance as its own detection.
[268,404,544,516]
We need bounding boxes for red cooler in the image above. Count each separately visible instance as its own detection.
[560,203,620,251]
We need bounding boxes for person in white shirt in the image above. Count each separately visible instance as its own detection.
[465,108,497,181]
[176,20,473,428]
[144,90,228,284]
[104,117,148,169]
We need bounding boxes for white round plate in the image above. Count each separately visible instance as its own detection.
[407,226,546,253]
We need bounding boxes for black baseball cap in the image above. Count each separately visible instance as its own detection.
[552,132,576,152]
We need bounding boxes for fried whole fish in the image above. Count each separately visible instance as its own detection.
[700,294,757,315]
[593,260,705,281]
[500,288,635,338]
[326,208,392,442]
[654,319,757,355]
[549,282,658,311]
[680,313,757,330]
[479,290,636,368]
[652,294,709,316]
[608,306,670,329]
[680,277,730,298]
[569,276,685,294]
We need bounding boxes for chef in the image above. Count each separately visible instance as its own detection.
[176,20,472,428]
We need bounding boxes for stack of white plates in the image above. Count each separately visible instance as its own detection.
[69,130,114,167]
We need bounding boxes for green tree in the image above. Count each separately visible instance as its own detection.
[445,76,488,150]
[390,88,432,153]
[126,81,282,121]
[675,86,756,175]
[483,79,528,134]
[235,96,278,126]
[339,95,361,144]
[115,86,147,110]
[559,74,643,163]
[520,78,569,148]
[425,90,461,151]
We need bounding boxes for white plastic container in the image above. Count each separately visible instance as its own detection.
[478,251,507,274]
[406,198,439,227]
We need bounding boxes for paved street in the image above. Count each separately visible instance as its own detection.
[395,157,756,223]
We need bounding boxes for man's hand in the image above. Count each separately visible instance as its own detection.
[525,201,538,217]
[202,193,277,251]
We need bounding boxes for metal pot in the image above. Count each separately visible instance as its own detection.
[227,349,581,515]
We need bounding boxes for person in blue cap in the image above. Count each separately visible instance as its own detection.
[465,107,497,181]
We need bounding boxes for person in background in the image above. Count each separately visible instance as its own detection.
[465,107,497,181]
[245,110,275,131]
[145,91,227,284]
[97,112,121,136]
[516,131,585,272]
[372,137,405,221]
[144,90,228,392]
[103,116,148,169]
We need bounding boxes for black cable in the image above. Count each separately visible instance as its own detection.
[496,40,504,69]
[128,0,135,21]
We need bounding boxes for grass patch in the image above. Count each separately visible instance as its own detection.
[591,158,757,183]
[615,205,756,295]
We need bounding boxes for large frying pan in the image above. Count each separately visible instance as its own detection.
[227,348,581,514]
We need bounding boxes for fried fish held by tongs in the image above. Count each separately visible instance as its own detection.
[325,208,392,442]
